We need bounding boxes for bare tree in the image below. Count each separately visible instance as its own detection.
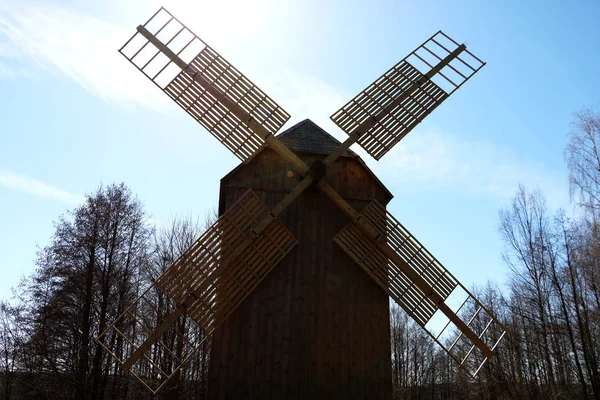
[6,175,600,398]
[147,214,209,399]
[499,185,558,394]
[552,212,590,399]
[571,221,600,399]
[0,301,25,400]
[565,108,600,213]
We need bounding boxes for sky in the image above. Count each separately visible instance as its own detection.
[1,0,599,301]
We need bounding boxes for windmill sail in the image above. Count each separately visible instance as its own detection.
[331,31,485,160]
[98,190,296,392]
[334,200,506,376]
[104,9,505,393]
[119,7,290,162]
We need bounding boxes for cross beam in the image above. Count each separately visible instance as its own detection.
[120,26,493,371]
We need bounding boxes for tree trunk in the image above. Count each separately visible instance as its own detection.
[74,227,98,400]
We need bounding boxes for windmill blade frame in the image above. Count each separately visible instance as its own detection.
[120,7,290,163]
[330,31,485,160]
[315,180,504,361]
[333,200,506,377]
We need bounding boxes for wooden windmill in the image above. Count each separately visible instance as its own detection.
[98,7,506,397]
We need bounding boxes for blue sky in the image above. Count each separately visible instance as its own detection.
[1,0,598,300]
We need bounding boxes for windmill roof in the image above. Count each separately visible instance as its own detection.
[220,119,392,204]
[276,119,357,157]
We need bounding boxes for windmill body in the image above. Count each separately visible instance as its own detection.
[210,119,393,399]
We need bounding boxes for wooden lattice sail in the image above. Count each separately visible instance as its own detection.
[334,200,505,376]
[331,31,485,160]
[119,7,290,163]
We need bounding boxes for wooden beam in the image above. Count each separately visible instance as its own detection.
[121,304,186,370]
[322,131,361,167]
[355,44,465,138]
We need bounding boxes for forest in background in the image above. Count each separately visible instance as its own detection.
[1,108,600,400]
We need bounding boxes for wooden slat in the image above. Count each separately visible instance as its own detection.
[97,284,209,393]
[360,200,458,298]
[188,220,297,330]
[189,47,289,134]
[430,291,507,377]
[334,222,436,326]
[165,72,265,162]
[334,200,458,311]
[156,190,296,333]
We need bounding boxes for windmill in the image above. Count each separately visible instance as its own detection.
[98,7,506,396]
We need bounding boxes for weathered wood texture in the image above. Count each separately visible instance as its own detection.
[208,144,393,400]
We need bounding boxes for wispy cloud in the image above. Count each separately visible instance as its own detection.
[375,129,568,207]
[0,1,166,109]
[0,60,24,79]
[0,169,83,205]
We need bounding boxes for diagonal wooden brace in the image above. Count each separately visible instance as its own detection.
[136,25,308,175]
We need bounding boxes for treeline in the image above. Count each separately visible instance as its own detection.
[1,109,600,399]
[388,109,600,400]
[390,188,600,399]
[0,184,213,400]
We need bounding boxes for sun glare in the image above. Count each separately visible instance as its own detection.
[163,0,272,50]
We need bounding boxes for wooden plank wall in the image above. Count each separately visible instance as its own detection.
[208,149,393,400]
